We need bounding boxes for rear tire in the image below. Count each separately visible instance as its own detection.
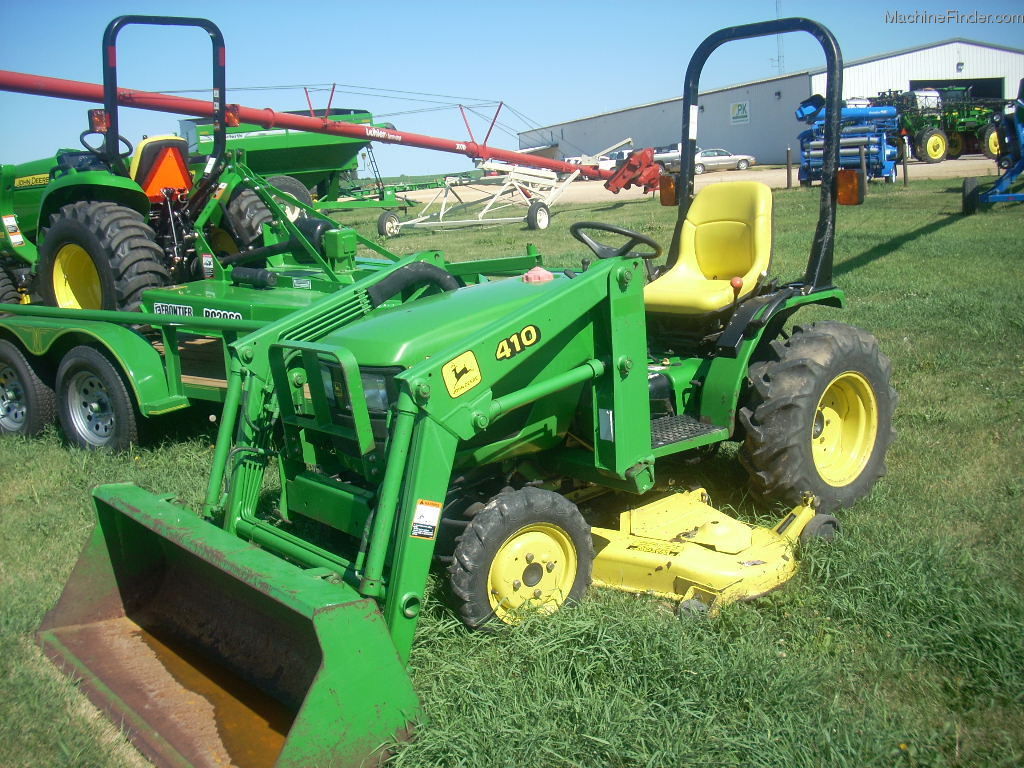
[526,201,550,230]
[694,163,706,175]
[0,269,20,305]
[448,487,593,629]
[56,345,139,450]
[0,339,55,437]
[223,188,274,248]
[38,202,168,312]
[739,322,897,513]
[946,131,964,159]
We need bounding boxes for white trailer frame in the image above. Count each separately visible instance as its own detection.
[377,161,579,236]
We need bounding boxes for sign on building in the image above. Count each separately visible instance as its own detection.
[730,101,750,125]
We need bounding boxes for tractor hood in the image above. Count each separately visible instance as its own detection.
[323,275,566,368]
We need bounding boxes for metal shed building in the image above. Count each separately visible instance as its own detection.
[518,39,1024,165]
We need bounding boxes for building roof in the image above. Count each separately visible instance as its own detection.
[808,37,1024,74]
[521,37,1023,135]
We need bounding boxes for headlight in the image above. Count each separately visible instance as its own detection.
[360,372,390,413]
[319,362,397,417]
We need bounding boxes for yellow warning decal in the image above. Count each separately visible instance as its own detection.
[14,173,49,189]
[442,350,482,398]
[627,542,681,557]
[411,499,443,540]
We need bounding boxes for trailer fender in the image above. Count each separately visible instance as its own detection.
[0,316,188,415]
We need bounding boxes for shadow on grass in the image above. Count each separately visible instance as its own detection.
[834,212,962,279]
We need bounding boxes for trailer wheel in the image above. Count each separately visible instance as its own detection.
[448,487,593,629]
[916,128,947,163]
[267,175,313,221]
[739,322,897,513]
[526,201,550,230]
[56,345,139,450]
[0,269,20,304]
[0,339,55,437]
[982,125,1001,160]
[223,188,274,248]
[38,202,168,312]
[962,177,980,216]
[377,211,401,238]
[946,131,964,159]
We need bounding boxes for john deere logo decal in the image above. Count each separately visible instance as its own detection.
[443,351,481,398]
[14,173,49,189]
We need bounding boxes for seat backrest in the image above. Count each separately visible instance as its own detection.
[679,181,772,281]
[129,135,193,202]
[644,182,772,315]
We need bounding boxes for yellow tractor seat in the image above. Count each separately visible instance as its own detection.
[645,181,772,315]
[128,135,193,202]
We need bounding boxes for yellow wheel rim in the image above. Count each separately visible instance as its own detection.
[812,372,879,487]
[208,227,239,257]
[988,130,1001,157]
[487,523,577,624]
[52,244,101,309]
[925,134,946,160]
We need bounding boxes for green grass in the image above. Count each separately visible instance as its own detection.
[1,178,1022,767]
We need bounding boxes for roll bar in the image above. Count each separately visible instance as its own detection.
[670,17,844,289]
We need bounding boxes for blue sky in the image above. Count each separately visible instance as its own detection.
[1,0,1021,176]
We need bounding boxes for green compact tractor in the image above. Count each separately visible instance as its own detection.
[0,17,391,314]
[30,17,896,768]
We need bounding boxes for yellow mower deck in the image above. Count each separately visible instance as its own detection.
[591,489,818,609]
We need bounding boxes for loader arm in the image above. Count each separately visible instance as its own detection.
[212,256,655,659]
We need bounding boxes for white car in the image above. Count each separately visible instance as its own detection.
[693,148,756,174]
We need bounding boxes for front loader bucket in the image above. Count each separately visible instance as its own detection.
[37,483,420,768]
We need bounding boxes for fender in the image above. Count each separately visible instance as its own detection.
[699,286,846,431]
[39,171,150,228]
[0,316,188,415]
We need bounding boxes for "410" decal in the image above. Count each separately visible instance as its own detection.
[495,324,541,360]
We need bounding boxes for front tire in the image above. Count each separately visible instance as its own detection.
[736,159,750,170]
[38,202,168,312]
[448,487,593,629]
[694,163,706,175]
[0,339,55,437]
[526,201,550,230]
[982,125,1001,160]
[377,211,401,238]
[739,322,897,513]
[56,345,139,450]
[916,128,948,163]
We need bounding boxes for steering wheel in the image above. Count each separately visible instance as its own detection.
[569,221,662,261]
[79,130,134,160]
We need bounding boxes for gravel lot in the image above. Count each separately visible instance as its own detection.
[400,155,999,207]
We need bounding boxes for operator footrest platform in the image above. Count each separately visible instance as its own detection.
[650,414,725,450]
